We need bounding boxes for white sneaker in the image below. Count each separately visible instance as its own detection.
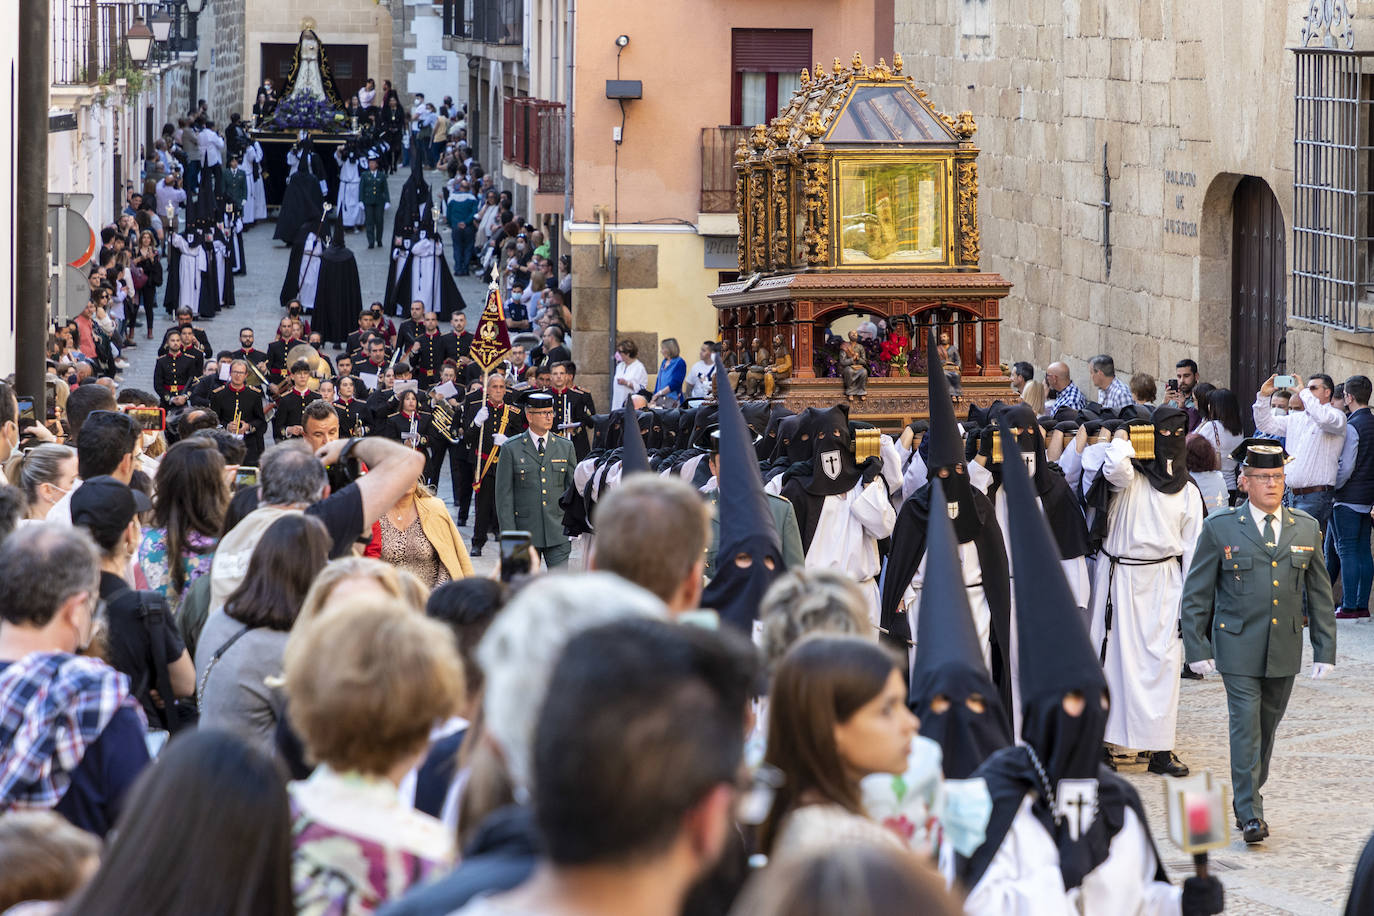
[115,358,130,369]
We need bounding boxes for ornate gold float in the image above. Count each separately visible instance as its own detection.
[711,52,1014,428]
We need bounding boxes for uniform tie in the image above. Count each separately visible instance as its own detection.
[1263,513,1276,548]
[537,436,545,456]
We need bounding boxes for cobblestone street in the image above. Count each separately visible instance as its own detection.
[121,178,1369,915]
[1123,619,1374,914]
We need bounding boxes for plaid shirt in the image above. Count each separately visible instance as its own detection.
[1099,377,1134,411]
[0,653,142,811]
[1048,381,1087,413]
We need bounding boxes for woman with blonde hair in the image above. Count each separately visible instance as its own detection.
[1020,379,1046,414]
[296,556,430,628]
[284,599,465,915]
[364,479,473,587]
[5,443,77,522]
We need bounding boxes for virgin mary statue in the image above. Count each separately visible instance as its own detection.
[279,20,344,109]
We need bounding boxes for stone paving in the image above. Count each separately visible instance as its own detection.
[122,173,1371,914]
[1121,620,1374,914]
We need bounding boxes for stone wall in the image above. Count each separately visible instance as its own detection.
[208,0,247,120]
[892,0,1359,394]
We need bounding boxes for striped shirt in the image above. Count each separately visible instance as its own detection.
[1098,377,1134,410]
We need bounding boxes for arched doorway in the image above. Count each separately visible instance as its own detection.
[1230,177,1286,419]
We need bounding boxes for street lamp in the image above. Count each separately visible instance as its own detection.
[150,10,172,43]
[183,0,205,114]
[126,18,155,66]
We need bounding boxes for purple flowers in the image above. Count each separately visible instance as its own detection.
[267,90,347,132]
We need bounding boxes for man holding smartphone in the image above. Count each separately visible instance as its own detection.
[1253,373,1346,540]
[494,392,575,568]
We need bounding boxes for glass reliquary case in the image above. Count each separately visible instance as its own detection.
[736,52,982,274]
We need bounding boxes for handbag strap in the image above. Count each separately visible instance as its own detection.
[196,622,253,706]
[136,591,179,730]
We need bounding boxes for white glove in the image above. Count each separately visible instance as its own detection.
[492,433,508,446]
[1311,662,1334,680]
[1188,659,1216,676]
[472,405,489,426]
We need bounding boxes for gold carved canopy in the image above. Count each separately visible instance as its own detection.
[735,52,982,275]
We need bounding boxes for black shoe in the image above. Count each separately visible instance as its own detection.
[1147,751,1190,777]
[456,516,468,526]
[1242,818,1269,844]
[1181,665,1203,680]
[470,545,483,557]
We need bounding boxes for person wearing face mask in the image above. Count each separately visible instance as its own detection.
[882,333,1012,714]
[1081,406,1202,777]
[0,523,152,836]
[5,443,78,525]
[958,427,1223,915]
[0,382,20,465]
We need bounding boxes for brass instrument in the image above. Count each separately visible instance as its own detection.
[229,401,243,439]
[430,394,459,443]
[284,343,330,392]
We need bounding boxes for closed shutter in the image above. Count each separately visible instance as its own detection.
[731,29,812,72]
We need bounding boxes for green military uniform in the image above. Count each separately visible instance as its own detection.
[359,165,391,249]
[495,429,577,567]
[1181,497,1336,830]
[705,490,806,579]
[222,168,248,212]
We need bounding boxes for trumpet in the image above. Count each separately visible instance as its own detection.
[229,401,244,439]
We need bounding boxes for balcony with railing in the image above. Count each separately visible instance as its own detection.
[52,0,143,86]
[700,125,752,213]
[504,97,566,194]
[441,0,522,55]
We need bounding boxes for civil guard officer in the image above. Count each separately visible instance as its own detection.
[1181,438,1337,845]
[494,392,576,568]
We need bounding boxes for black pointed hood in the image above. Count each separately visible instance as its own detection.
[924,329,979,538]
[998,413,1111,886]
[702,354,783,631]
[911,478,1012,779]
[926,329,965,469]
[393,151,431,238]
[619,402,650,475]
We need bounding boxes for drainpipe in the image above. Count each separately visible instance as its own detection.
[16,0,49,414]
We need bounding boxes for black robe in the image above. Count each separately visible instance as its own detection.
[197,239,220,318]
[880,486,1013,713]
[383,237,466,321]
[280,223,325,308]
[273,163,325,244]
[314,246,362,345]
[163,244,181,316]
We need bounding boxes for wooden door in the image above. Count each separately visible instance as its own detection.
[1231,177,1286,423]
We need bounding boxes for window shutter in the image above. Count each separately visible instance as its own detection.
[731,29,812,73]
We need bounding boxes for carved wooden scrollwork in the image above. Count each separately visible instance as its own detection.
[956,159,981,265]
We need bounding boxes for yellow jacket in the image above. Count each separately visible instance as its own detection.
[415,493,475,579]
